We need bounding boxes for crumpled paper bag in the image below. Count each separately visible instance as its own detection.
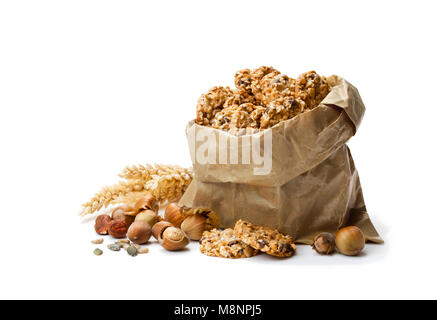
[179,76,382,244]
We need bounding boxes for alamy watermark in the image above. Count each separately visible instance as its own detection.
[188,128,272,175]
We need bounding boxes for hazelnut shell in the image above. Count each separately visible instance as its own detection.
[127,221,152,244]
[135,209,159,227]
[135,194,159,213]
[158,226,189,251]
[112,204,137,216]
[181,214,208,241]
[335,226,365,256]
[164,203,185,227]
[112,207,135,228]
[312,232,336,255]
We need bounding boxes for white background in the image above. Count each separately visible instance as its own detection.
[1,0,436,300]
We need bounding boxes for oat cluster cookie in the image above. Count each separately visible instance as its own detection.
[199,228,258,259]
[195,67,331,131]
[234,220,296,257]
[199,220,296,259]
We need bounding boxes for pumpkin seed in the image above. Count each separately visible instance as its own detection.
[93,248,103,256]
[107,243,122,251]
[127,246,138,257]
[133,244,149,254]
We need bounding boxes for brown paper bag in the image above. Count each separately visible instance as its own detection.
[179,76,383,244]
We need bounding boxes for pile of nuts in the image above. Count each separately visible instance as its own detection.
[91,194,220,256]
[91,193,366,258]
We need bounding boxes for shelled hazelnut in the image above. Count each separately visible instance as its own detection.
[108,220,128,239]
[152,221,174,240]
[94,214,112,235]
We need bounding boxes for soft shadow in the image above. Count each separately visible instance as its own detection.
[248,243,387,266]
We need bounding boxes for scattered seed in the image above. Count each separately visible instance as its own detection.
[107,243,122,251]
[116,239,130,244]
[91,238,104,244]
[138,247,149,254]
[93,248,103,256]
[127,246,138,257]
[133,244,149,254]
[120,243,130,249]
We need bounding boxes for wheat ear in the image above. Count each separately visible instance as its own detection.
[79,179,145,216]
[80,164,193,216]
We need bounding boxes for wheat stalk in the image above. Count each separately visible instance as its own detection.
[145,169,193,204]
[118,164,156,181]
[80,164,193,216]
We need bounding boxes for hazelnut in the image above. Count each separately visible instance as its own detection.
[135,194,159,213]
[94,214,112,235]
[164,203,185,227]
[108,220,128,239]
[159,226,189,251]
[335,226,365,256]
[181,214,209,241]
[112,204,137,216]
[112,206,135,228]
[152,221,174,240]
[127,221,152,244]
[312,232,336,255]
[135,210,159,227]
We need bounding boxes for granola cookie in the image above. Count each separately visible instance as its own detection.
[249,66,280,103]
[295,71,330,109]
[259,73,296,105]
[223,89,255,109]
[234,220,296,257]
[199,228,258,259]
[211,103,265,131]
[196,86,232,126]
[259,97,306,129]
[234,68,252,92]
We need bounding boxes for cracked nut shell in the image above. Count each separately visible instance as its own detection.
[135,194,159,213]
[159,226,189,251]
[312,232,336,255]
[152,221,174,240]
